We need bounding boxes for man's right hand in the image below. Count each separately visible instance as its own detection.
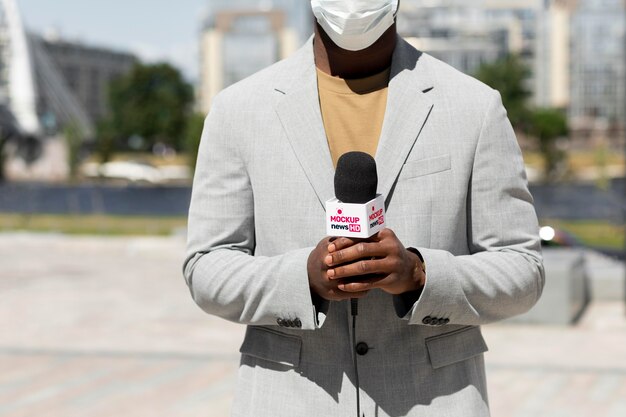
[307,237,370,302]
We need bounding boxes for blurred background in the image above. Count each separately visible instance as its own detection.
[0,0,625,416]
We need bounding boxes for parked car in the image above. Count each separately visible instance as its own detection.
[82,160,161,183]
[82,159,191,184]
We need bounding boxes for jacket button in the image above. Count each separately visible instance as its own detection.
[276,318,285,327]
[355,342,369,356]
[440,318,449,325]
[294,318,302,328]
[422,316,432,325]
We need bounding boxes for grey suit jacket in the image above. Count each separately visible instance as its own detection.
[183,36,544,417]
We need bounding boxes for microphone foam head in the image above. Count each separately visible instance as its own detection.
[334,152,378,204]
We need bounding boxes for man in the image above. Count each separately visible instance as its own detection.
[183,1,544,416]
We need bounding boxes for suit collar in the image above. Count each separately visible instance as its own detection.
[273,41,336,208]
[274,36,434,209]
[377,37,434,206]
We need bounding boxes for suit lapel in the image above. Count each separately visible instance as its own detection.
[274,46,335,208]
[376,38,435,207]
[273,37,435,209]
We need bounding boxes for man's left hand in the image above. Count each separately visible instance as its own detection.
[325,228,426,295]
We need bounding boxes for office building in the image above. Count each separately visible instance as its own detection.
[398,0,542,94]
[0,0,137,141]
[569,0,625,130]
[534,0,573,109]
[197,0,626,136]
[199,0,312,112]
[40,35,137,125]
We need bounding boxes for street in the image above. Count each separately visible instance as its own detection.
[0,233,625,417]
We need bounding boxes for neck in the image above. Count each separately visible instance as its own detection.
[313,23,397,79]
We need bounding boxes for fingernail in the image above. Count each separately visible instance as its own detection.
[328,244,336,253]
[338,283,345,290]
[325,255,333,265]
[327,269,334,278]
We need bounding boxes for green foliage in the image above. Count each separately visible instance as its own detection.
[475,54,532,129]
[475,55,571,182]
[64,122,83,181]
[184,113,206,173]
[95,119,116,164]
[529,108,568,140]
[528,108,568,181]
[0,213,186,236]
[108,63,194,151]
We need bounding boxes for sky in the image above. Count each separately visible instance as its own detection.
[18,0,208,82]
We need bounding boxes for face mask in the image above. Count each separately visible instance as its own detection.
[311,0,399,51]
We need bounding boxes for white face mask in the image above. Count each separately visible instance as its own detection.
[311,0,399,51]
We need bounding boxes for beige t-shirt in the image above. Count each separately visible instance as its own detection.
[316,67,391,167]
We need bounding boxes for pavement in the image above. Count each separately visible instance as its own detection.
[0,232,625,417]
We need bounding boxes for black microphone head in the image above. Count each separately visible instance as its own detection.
[334,152,378,204]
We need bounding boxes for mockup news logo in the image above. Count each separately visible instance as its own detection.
[325,195,385,238]
[369,206,385,229]
[329,209,361,233]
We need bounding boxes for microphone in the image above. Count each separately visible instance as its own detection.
[326,152,386,238]
[327,152,382,417]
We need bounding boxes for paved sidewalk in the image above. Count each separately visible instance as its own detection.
[0,233,625,417]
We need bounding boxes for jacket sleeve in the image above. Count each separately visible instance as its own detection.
[404,90,545,326]
[182,95,325,330]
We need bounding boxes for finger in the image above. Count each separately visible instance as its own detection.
[327,258,392,279]
[338,275,389,293]
[327,237,364,253]
[377,227,396,240]
[326,241,390,267]
[326,287,369,301]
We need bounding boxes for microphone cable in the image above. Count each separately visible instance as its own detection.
[351,298,364,417]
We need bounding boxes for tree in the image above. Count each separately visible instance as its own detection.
[95,119,116,164]
[184,113,206,174]
[108,63,194,151]
[475,55,570,182]
[64,121,82,181]
[528,108,569,181]
[475,54,532,129]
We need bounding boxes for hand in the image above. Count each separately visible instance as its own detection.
[324,228,425,295]
[307,237,370,301]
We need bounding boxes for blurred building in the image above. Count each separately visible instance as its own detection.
[397,5,508,75]
[398,0,626,135]
[198,0,543,112]
[0,0,136,141]
[197,0,626,137]
[0,0,40,138]
[39,34,137,127]
[398,0,542,87]
[534,0,573,110]
[198,0,313,113]
[569,0,625,131]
